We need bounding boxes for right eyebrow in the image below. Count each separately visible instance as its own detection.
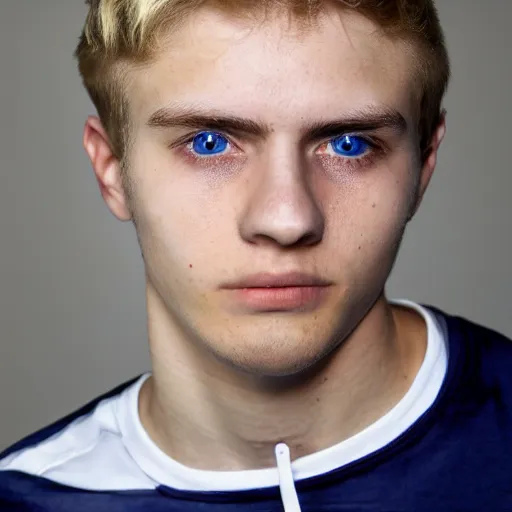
[147,107,271,138]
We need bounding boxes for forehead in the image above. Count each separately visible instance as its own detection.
[126,6,417,129]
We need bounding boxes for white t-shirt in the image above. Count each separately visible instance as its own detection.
[0,300,448,496]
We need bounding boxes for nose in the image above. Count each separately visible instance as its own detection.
[238,150,324,248]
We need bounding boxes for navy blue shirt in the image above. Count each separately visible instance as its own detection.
[1,308,512,510]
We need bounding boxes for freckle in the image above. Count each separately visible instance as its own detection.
[372,203,376,208]
[316,397,320,403]
[358,246,361,250]
[323,377,328,383]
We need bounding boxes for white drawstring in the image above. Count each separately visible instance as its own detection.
[275,443,302,512]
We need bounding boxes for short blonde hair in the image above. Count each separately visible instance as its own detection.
[75,0,450,162]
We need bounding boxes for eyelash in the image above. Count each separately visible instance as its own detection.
[172,131,385,169]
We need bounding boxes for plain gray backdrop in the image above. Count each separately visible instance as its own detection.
[0,1,511,449]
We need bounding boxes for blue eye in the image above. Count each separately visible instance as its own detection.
[330,135,369,157]
[191,132,229,156]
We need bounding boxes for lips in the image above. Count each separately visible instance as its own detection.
[220,272,332,312]
[221,272,332,289]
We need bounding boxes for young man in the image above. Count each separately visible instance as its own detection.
[1,0,511,510]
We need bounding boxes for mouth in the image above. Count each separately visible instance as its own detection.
[220,272,333,312]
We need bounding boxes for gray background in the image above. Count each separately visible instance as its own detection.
[0,1,511,449]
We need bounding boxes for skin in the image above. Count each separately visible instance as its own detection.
[84,6,445,471]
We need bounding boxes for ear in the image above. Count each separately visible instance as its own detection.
[83,116,132,221]
[409,111,447,219]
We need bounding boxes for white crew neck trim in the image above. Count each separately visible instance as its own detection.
[116,300,448,492]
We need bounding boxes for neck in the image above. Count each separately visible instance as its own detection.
[139,293,427,471]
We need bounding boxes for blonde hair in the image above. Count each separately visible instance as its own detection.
[75,0,450,162]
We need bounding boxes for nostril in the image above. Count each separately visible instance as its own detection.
[297,230,322,247]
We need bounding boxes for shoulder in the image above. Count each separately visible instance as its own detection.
[430,306,512,403]
[0,375,154,492]
[439,307,512,364]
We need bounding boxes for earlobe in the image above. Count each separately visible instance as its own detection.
[83,116,132,222]
[409,112,447,219]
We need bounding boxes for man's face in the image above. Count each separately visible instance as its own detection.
[119,7,429,376]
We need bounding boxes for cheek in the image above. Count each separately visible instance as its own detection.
[324,161,416,258]
[132,191,230,313]
[140,194,224,262]
[129,160,234,280]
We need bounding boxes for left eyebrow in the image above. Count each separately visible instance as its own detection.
[303,107,408,141]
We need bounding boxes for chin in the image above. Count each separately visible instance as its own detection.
[215,333,338,379]
[192,307,350,379]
